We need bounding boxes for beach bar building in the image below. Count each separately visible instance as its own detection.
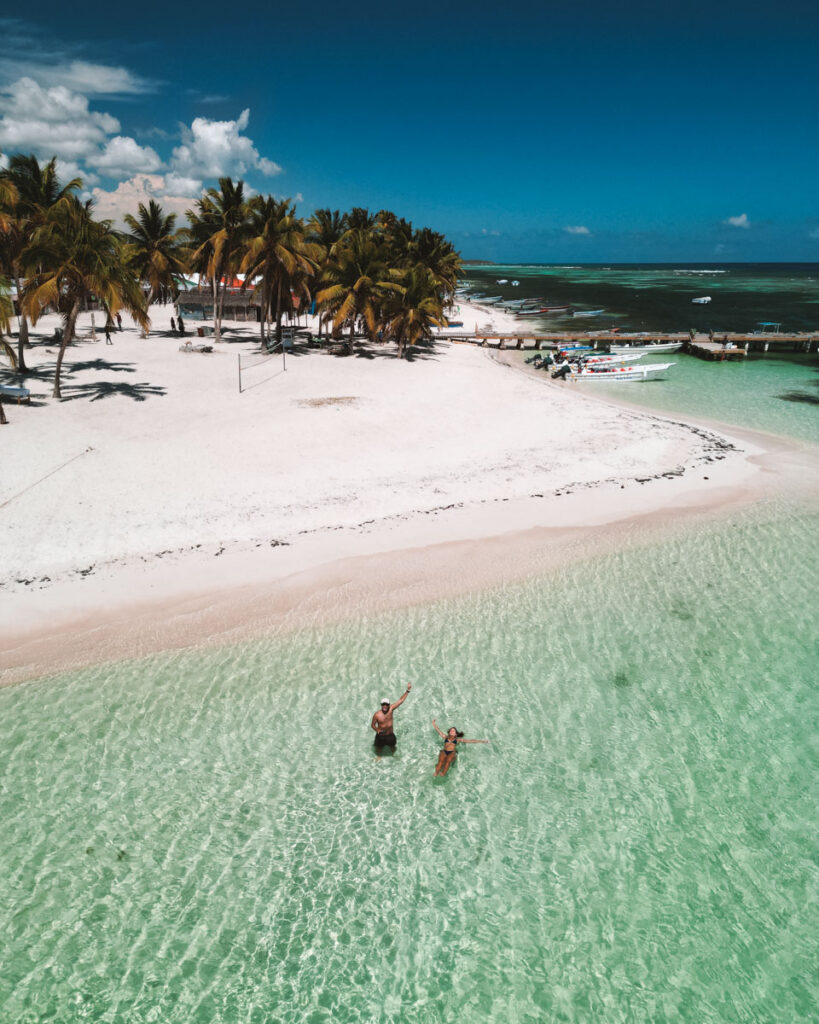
[175,277,262,322]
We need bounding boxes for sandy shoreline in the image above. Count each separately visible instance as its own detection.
[2,298,812,686]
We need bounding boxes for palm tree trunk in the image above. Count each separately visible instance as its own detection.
[53,298,81,399]
[14,276,29,373]
[0,396,7,425]
[348,320,355,355]
[140,287,154,337]
[212,274,221,343]
[275,277,283,344]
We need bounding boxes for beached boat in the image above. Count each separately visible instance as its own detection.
[573,361,675,381]
[610,341,683,354]
[692,296,711,304]
[476,295,503,303]
[573,309,605,317]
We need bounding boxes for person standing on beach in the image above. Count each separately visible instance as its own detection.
[104,321,113,344]
[116,312,122,331]
[371,685,412,750]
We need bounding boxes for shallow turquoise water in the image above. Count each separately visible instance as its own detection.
[576,351,819,444]
[2,502,817,1023]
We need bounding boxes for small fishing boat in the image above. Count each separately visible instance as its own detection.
[446,321,464,327]
[579,352,644,365]
[511,280,520,286]
[573,362,675,381]
[692,296,711,304]
[572,309,605,317]
[476,295,503,303]
[610,341,683,354]
[516,305,570,317]
[496,279,508,284]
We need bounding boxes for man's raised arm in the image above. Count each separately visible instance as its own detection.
[390,684,412,710]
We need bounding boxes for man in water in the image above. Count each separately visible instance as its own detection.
[371,685,412,750]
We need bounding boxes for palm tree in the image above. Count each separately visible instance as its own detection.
[409,227,462,301]
[380,266,443,358]
[241,196,321,347]
[0,155,81,371]
[306,208,348,255]
[346,207,378,233]
[185,177,248,343]
[0,277,15,423]
[306,209,349,341]
[22,198,149,398]
[123,200,188,335]
[316,230,392,353]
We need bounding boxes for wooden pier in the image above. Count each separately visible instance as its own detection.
[439,329,819,356]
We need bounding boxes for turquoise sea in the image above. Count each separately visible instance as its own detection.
[461,263,819,334]
[2,322,818,1022]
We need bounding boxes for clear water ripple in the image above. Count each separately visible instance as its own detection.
[1,502,816,1022]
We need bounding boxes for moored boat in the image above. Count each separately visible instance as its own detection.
[574,361,676,381]
[610,341,682,353]
[516,305,570,317]
[692,296,711,304]
[572,309,605,317]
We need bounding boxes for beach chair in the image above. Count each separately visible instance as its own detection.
[0,384,31,404]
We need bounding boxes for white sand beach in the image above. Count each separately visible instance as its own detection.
[0,298,774,684]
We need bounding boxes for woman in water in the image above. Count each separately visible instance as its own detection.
[432,719,489,776]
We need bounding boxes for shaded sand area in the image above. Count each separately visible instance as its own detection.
[0,300,798,685]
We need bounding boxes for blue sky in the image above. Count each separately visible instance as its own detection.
[1,1,817,260]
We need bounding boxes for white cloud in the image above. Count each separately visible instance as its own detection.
[564,225,590,235]
[723,213,750,228]
[88,135,162,178]
[170,109,282,185]
[52,61,153,95]
[56,158,98,187]
[90,173,199,227]
[0,76,119,162]
[165,171,204,195]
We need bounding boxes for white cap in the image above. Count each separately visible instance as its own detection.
[380,698,390,705]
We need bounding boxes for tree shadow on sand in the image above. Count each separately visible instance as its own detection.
[333,340,441,363]
[59,381,167,403]
[62,359,138,375]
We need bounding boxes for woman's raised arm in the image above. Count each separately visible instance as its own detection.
[432,718,445,739]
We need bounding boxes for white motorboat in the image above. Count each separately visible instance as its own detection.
[580,352,644,365]
[692,296,711,304]
[511,280,520,286]
[496,279,508,284]
[573,361,676,381]
[610,342,683,354]
[573,309,605,317]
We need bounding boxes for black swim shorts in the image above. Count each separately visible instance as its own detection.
[374,731,397,748]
